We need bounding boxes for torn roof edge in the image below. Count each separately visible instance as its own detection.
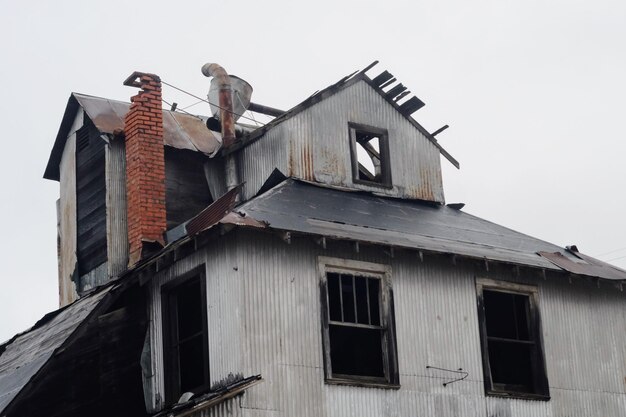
[220,63,459,168]
[152,374,262,417]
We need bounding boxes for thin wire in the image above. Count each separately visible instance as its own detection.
[594,246,626,257]
[605,254,626,262]
[161,98,203,121]
[182,99,205,110]
[246,110,261,127]
[161,80,266,126]
[234,90,261,127]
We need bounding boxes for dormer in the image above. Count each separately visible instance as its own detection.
[44,81,220,306]
[216,65,458,203]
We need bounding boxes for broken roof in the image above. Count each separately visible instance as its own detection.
[44,61,459,182]
[152,375,262,417]
[235,179,626,282]
[44,93,222,181]
[224,62,460,169]
[0,285,112,414]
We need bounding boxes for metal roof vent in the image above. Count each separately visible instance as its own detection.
[208,75,253,122]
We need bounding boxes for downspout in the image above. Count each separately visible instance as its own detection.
[201,63,240,198]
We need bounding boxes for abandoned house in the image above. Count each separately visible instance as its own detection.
[1,61,626,417]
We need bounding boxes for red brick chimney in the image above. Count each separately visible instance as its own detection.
[123,72,166,266]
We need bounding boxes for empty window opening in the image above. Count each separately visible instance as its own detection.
[477,280,549,399]
[356,134,381,182]
[162,270,209,403]
[349,123,391,187]
[320,259,399,387]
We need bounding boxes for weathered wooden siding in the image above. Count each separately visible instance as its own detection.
[239,80,445,202]
[165,148,213,229]
[146,230,626,416]
[75,117,107,278]
[58,111,81,307]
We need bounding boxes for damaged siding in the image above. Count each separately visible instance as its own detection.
[238,80,444,202]
[238,126,289,200]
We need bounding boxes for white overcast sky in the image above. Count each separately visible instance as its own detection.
[0,0,625,341]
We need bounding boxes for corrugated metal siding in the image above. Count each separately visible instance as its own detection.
[147,230,626,416]
[539,278,626,395]
[238,125,289,201]
[204,159,228,201]
[78,261,107,293]
[204,397,243,417]
[105,137,128,277]
[238,80,444,202]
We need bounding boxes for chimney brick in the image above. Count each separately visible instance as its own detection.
[123,72,166,266]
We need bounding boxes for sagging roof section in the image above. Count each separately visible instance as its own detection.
[0,285,112,414]
[44,93,222,181]
[235,180,626,282]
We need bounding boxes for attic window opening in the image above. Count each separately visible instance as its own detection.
[162,267,209,404]
[476,279,549,400]
[349,123,391,188]
[320,258,399,387]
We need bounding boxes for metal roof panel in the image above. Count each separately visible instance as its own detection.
[238,180,622,279]
[45,93,221,180]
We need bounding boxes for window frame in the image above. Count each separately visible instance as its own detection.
[348,122,392,189]
[161,266,210,404]
[475,278,550,400]
[318,257,399,388]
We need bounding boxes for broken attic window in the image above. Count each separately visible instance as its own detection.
[320,259,398,386]
[162,268,209,403]
[349,123,391,187]
[477,280,549,399]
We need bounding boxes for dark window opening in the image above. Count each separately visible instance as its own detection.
[162,269,209,404]
[321,264,398,387]
[477,282,549,399]
[349,123,391,187]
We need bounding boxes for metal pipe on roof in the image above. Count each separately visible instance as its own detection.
[201,63,236,148]
[247,102,285,118]
[201,63,241,200]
